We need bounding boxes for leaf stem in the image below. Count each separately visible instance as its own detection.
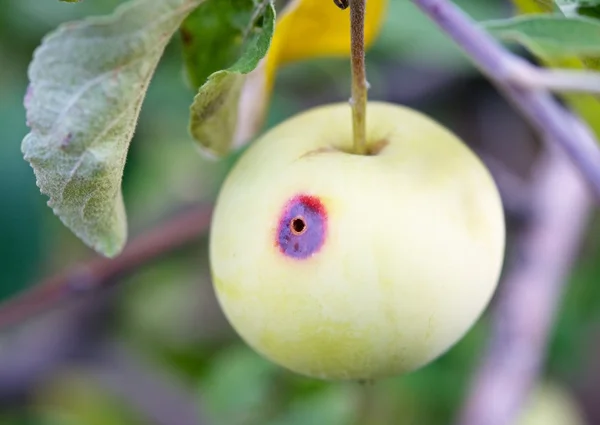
[350,0,368,155]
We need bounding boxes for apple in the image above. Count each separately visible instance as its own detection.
[209,102,505,380]
[517,382,586,425]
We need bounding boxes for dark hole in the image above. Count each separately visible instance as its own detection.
[290,217,306,235]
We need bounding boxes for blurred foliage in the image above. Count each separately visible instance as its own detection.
[32,369,143,425]
[510,0,600,137]
[1,0,599,424]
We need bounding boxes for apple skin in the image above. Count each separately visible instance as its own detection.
[209,102,505,380]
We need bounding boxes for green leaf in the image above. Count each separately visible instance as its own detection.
[22,0,203,257]
[484,15,600,60]
[181,0,262,89]
[185,0,275,158]
[576,3,600,19]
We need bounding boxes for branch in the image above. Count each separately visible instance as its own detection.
[412,0,600,201]
[456,146,592,425]
[511,66,600,96]
[0,204,213,331]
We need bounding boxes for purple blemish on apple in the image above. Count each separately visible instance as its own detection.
[276,194,327,259]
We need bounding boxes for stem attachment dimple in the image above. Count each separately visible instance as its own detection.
[349,0,368,155]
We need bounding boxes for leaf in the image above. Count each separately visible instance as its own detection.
[512,0,555,14]
[181,0,271,89]
[184,0,275,157]
[575,2,600,19]
[484,15,600,59]
[564,86,600,136]
[22,0,203,257]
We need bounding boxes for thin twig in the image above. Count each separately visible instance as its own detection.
[0,204,213,331]
[350,0,368,155]
[412,0,600,200]
[511,66,600,95]
[456,146,592,425]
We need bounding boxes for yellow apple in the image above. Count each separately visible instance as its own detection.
[209,102,505,380]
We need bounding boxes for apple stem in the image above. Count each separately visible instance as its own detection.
[349,0,368,155]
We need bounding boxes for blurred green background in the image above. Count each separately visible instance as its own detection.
[1,0,600,424]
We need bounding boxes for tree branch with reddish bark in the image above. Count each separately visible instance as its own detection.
[0,204,213,330]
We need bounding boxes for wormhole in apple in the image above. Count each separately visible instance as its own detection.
[290,217,307,235]
[276,195,327,259]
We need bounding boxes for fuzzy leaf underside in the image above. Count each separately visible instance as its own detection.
[186,0,275,158]
[22,0,202,257]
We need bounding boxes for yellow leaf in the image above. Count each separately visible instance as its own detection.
[266,0,388,88]
[512,0,553,14]
[566,93,600,137]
